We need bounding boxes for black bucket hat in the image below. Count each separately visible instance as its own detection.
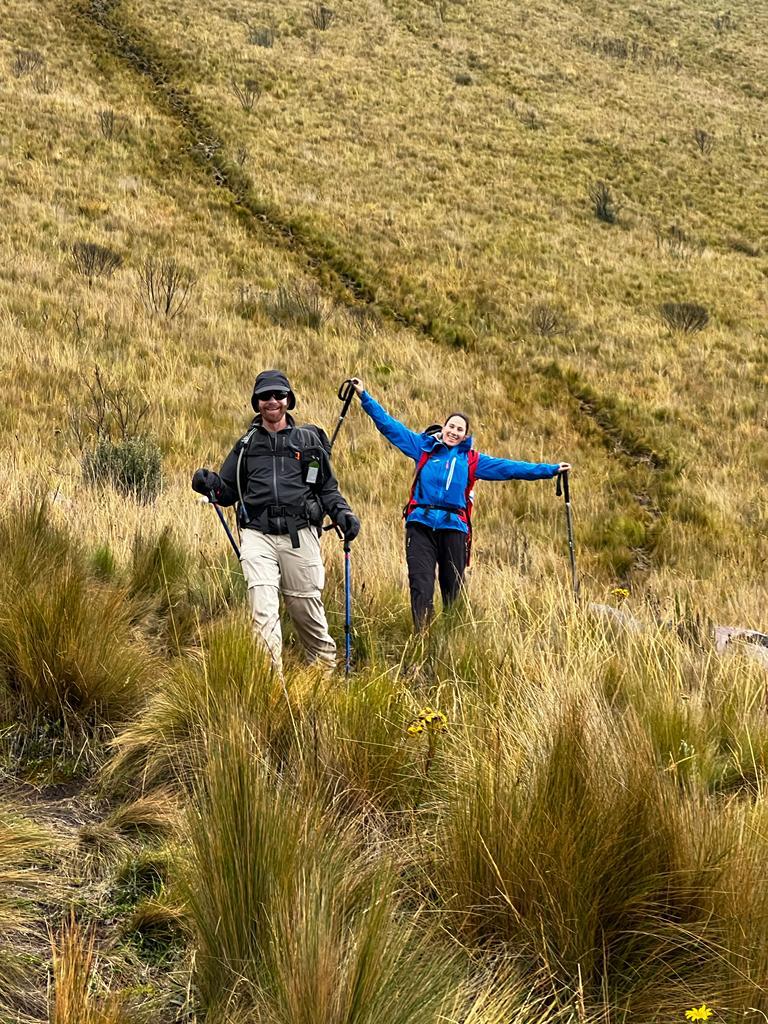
[251,370,296,412]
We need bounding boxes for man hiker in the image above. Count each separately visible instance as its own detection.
[192,370,360,674]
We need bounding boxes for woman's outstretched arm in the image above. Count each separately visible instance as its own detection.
[475,453,570,481]
[351,378,423,460]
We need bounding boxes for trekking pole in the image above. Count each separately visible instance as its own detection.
[329,378,356,451]
[199,495,241,560]
[324,523,353,675]
[343,540,352,676]
[555,470,579,604]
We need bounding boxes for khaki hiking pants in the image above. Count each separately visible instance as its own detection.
[240,527,336,674]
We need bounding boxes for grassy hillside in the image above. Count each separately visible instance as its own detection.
[1,0,768,1021]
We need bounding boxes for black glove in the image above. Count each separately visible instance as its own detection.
[192,468,223,499]
[336,511,360,543]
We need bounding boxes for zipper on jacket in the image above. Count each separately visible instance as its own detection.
[270,432,279,506]
[446,457,456,491]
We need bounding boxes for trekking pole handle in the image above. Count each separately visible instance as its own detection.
[329,378,357,450]
[338,378,356,403]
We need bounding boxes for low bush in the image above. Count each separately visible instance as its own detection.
[82,435,162,502]
[309,4,335,30]
[230,78,260,111]
[588,180,618,223]
[137,256,196,319]
[262,282,334,330]
[11,49,44,78]
[70,241,123,286]
[247,24,275,46]
[660,301,709,333]
[692,127,715,155]
[97,108,127,140]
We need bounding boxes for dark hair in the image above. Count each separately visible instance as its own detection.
[443,411,470,434]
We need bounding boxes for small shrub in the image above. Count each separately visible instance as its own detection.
[70,241,122,286]
[70,366,150,450]
[11,49,44,78]
[520,106,543,129]
[345,305,380,340]
[508,98,544,130]
[727,237,760,257]
[588,179,618,223]
[247,24,275,46]
[230,78,261,112]
[262,282,333,330]
[692,127,714,154]
[82,435,162,502]
[713,10,735,31]
[138,256,196,319]
[586,34,654,63]
[660,302,710,333]
[98,108,126,140]
[530,302,563,337]
[32,71,58,94]
[309,4,335,29]
[454,72,473,86]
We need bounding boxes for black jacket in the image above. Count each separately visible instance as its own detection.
[216,415,352,537]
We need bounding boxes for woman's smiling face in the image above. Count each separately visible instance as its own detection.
[441,415,468,447]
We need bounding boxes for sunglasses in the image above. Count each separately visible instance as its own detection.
[258,390,289,401]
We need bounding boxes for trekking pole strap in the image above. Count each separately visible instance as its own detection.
[556,469,570,503]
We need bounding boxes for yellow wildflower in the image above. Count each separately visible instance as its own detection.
[406,707,448,737]
[611,586,630,601]
[685,1005,713,1021]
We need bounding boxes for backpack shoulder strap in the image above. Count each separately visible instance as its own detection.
[464,450,479,521]
[295,423,332,455]
[403,450,432,518]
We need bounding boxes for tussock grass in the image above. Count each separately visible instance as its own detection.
[107,614,297,789]
[0,499,157,731]
[49,914,132,1024]
[1,0,768,1015]
[182,715,463,1023]
[429,697,767,1014]
[0,813,52,1015]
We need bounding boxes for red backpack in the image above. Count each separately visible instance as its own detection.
[404,448,481,564]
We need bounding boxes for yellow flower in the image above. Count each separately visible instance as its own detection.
[685,1005,713,1021]
[407,707,448,737]
[611,586,630,601]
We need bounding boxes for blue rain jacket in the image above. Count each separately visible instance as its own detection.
[360,391,560,534]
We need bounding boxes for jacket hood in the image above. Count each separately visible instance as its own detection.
[423,432,473,454]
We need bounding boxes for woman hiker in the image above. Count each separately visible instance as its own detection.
[350,378,570,630]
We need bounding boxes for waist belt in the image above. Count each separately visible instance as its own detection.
[240,503,310,548]
[410,503,466,515]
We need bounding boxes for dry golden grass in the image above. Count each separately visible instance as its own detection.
[1,0,768,1019]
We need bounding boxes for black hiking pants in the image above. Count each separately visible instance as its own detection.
[405,523,468,629]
